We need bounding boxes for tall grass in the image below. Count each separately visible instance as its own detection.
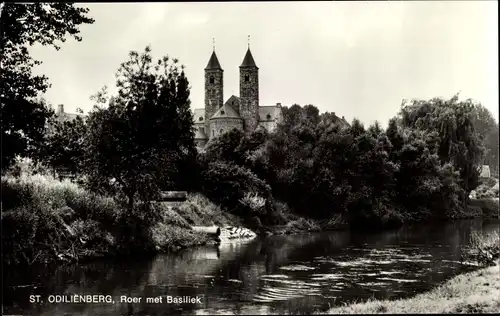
[1,175,238,266]
[175,193,242,227]
[462,230,500,266]
[2,174,122,266]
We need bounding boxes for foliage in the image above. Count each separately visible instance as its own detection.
[461,231,499,266]
[201,100,489,229]
[399,95,486,204]
[1,171,243,266]
[200,161,273,218]
[84,46,197,212]
[474,178,499,199]
[1,173,118,266]
[471,104,499,174]
[1,3,94,173]
[33,114,88,176]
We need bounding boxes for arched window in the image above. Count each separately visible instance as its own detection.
[220,128,224,134]
[244,74,249,82]
[199,116,203,121]
[220,110,225,115]
[209,76,214,84]
[212,130,215,137]
[266,114,272,120]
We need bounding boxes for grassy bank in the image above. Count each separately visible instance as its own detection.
[1,174,241,266]
[323,263,500,314]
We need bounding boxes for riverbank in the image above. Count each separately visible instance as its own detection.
[2,173,498,267]
[1,173,316,266]
[1,174,243,266]
[322,262,500,314]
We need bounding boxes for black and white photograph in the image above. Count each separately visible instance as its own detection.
[1,1,499,315]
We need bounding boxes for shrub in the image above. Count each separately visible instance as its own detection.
[284,217,321,234]
[474,178,499,199]
[468,198,499,218]
[239,192,266,215]
[1,174,159,265]
[175,193,241,227]
[461,231,499,266]
[150,223,210,252]
[200,161,272,216]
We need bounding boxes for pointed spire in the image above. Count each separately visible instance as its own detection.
[240,47,258,68]
[205,38,222,70]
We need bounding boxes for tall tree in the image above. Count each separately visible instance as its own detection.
[399,95,485,205]
[0,3,94,172]
[85,46,196,212]
[471,104,499,175]
[35,114,87,177]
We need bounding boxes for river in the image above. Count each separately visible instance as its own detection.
[3,219,499,315]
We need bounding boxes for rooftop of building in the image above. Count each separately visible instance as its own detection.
[240,48,258,68]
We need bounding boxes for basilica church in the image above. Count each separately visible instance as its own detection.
[193,44,284,149]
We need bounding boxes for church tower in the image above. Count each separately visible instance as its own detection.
[205,44,224,135]
[239,39,259,134]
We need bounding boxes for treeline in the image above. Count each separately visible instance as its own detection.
[197,97,497,230]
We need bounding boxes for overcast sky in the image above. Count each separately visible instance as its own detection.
[30,1,498,126]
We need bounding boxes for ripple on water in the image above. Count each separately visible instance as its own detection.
[310,274,344,281]
[397,258,432,263]
[260,274,290,279]
[357,282,392,286]
[379,271,401,276]
[227,279,242,283]
[378,277,419,283]
[253,282,321,303]
[330,259,397,267]
[260,278,321,288]
[279,264,316,271]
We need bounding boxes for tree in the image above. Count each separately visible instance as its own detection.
[399,95,485,205]
[471,104,499,175]
[35,114,87,177]
[0,3,94,172]
[203,128,245,164]
[85,46,197,212]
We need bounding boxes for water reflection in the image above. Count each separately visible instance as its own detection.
[3,219,499,315]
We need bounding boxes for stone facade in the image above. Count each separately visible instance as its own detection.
[239,49,259,133]
[210,117,244,139]
[204,54,224,133]
[194,46,284,150]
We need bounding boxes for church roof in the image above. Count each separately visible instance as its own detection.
[224,95,240,107]
[193,102,283,123]
[211,103,241,119]
[240,48,258,68]
[193,108,205,123]
[258,105,281,122]
[205,51,223,70]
